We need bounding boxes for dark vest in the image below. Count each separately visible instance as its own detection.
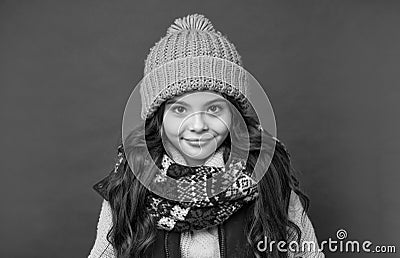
[142,201,256,258]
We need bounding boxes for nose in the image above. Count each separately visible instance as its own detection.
[187,112,209,132]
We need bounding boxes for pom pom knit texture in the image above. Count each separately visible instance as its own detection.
[140,14,248,119]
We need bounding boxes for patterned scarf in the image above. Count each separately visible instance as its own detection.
[145,145,259,232]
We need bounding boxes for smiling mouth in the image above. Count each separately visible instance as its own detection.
[184,137,214,142]
[182,137,215,146]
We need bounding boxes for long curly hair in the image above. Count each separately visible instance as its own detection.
[101,93,309,258]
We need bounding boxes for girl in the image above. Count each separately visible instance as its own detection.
[88,14,324,258]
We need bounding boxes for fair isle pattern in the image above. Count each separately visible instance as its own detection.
[154,154,255,205]
[112,144,125,173]
[146,154,259,232]
[140,14,248,119]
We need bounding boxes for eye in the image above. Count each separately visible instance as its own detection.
[172,106,186,114]
[207,105,222,113]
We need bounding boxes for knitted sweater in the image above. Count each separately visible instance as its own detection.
[88,146,325,258]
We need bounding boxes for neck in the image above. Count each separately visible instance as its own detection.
[183,156,208,166]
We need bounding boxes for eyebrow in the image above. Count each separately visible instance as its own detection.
[165,100,189,106]
[165,98,227,106]
[204,98,228,105]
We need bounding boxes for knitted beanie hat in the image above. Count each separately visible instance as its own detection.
[140,13,249,120]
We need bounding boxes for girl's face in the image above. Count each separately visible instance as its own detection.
[162,91,232,166]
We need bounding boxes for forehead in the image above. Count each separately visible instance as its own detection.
[168,90,225,103]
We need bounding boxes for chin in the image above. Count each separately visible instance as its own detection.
[181,141,218,158]
[183,148,214,160]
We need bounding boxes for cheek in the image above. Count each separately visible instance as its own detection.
[213,113,232,135]
[162,115,182,138]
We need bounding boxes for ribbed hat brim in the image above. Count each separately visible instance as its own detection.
[140,56,249,119]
